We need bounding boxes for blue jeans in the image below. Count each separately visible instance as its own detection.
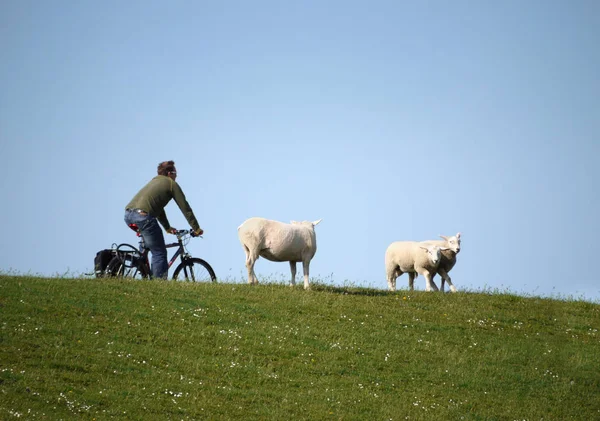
[124,210,168,279]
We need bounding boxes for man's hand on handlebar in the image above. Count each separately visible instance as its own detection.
[168,227,203,237]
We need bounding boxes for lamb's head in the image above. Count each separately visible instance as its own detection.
[290,219,322,230]
[440,232,461,253]
[420,244,448,266]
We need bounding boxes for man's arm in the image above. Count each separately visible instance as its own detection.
[156,209,172,232]
[172,183,201,232]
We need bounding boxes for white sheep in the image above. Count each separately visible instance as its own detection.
[421,233,461,292]
[237,217,322,290]
[385,241,447,292]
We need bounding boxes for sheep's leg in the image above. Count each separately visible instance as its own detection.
[388,276,396,291]
[244,245,259,285]
[438,268,457,293]
[408,272,416,291]
[423,271,439,292]
[386,267,398,291]
[386,276,394,291]
[430,274,440,291]
[386,265,400,291]
[438,269,446,292]
[289,261,297,287]
[302,261,311,290]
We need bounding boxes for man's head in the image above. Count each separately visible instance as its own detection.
[157,161,177,180]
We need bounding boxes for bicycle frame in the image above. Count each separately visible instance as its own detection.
[109,223,215,282]
[165,239,192,269]
[122,224,194,274]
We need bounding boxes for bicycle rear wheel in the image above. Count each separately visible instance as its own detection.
[104,255,150,279]
[172,258,217,282]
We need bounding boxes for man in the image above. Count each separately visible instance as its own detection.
[124,161,203,279]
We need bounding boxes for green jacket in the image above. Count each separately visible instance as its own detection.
[126,175,200,232]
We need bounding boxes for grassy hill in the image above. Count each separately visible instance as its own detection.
[1,275,599,420]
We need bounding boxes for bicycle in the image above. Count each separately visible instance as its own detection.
[104,223,217,282]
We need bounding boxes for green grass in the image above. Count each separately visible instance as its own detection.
[1,275,599,420]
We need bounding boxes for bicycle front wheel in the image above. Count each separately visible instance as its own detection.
[172,258,217,282]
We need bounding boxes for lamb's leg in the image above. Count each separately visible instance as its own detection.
[438,269,446,291]
[423,271,440,292]
[302,261,311,290]
[438,268,457,292]
[386,267,398,291]
[386,277,393,291]
[430,275,440,291]
[244,245,259,285]
[289,261,297,287]
[408,272,416,291]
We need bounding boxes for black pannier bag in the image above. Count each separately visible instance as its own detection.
[94,249,116,278]
[93,243,148,278]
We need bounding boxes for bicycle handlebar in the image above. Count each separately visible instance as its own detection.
[174,229,203,239]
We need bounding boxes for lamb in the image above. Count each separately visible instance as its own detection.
[421,233,461,292]
[237,217,322,290]
[385,241,448,292]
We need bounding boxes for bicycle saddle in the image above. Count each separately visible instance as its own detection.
[128,223,142,237]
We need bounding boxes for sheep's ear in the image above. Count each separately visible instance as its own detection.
[439,235,448,241]
[440,246,449,251]
[456,232,461,238]
[313,219,322,226]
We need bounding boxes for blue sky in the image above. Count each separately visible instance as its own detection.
[1,1,599,301]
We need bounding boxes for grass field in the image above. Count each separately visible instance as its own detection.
[1,274,599,420]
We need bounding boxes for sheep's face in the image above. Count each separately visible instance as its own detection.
[441,233,461,253]
[422,245,443,266]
